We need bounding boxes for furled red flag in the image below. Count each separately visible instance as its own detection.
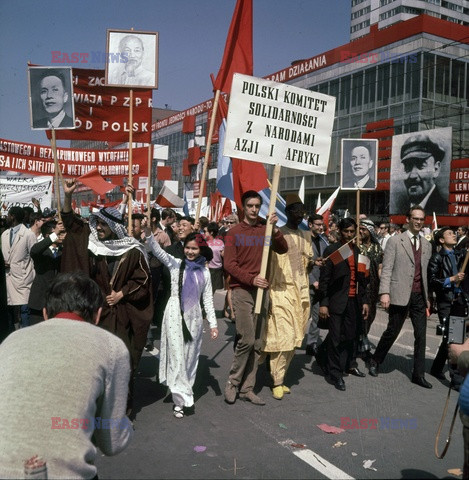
[209,191,223,221]
[213,0,253,94]
[357,253,370,277]
[432,212,438,231]
[328,243,353,266]
[78,168,119,197]
[221,197,232,219]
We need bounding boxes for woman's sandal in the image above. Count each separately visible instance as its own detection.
[173,405,184,419]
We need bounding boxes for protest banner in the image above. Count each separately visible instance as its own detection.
[0,138,148,178]
[37,66,153,143]
[223,73,336,175]
[0,176,52,213]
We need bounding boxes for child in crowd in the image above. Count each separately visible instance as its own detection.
[145,232,218,418]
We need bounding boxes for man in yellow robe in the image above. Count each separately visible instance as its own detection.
[262,194,312,399]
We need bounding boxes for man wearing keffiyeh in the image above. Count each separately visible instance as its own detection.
[60,179,153,414]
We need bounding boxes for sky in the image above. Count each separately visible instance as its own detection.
[0,0,350,147]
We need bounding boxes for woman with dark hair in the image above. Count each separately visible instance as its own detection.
[145,231,218,418]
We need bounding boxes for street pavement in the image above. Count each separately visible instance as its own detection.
[96,290,464,479]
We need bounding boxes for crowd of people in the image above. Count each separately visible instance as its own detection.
[1,184,468,476]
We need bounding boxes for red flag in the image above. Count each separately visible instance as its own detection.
[182,115,195,133]
[221,197,232,219]
[213,0,253,93]
[232,158,269,209]
[78,168,118,197]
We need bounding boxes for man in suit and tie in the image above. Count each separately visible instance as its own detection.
[1,206,37,332]
[32,70,74,129]
[368,205,433,388]
[456,226,468,251]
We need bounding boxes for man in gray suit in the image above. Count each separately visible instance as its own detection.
[368,205,433,388]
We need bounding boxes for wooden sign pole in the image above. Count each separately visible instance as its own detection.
[128,88,134,234]
[51,129,62,222]
[147,144,152,222]
[356,189,361,247]
[254,163,281,314]
[195,89,221,224]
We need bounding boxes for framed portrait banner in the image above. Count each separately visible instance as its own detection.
[389,126,451,215]
[105,29,159,89]
[340,138,378,190]
[28,66,76,130]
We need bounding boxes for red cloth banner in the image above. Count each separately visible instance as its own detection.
[0,138,148,177]
[182,159,190,176]
[187,146,201,165]
[42,66,152,143]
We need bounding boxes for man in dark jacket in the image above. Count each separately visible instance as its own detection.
[316,217,369,391]
[428,227,467,381]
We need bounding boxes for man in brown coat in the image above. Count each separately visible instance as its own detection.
[60,179,153,412]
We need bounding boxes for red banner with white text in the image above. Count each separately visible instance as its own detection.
[0,138,148,178]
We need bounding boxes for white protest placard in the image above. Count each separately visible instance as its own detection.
[223,74,335,174]
[0,175,52,211]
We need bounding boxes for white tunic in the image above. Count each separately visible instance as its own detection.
[147,236,216,407]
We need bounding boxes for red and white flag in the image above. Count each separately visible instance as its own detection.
[358,253,370,277]
[155,185,185,208]
[328,243,353,266]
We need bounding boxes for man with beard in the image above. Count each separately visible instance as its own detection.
[262,194,312,399]
[395,133,449,214]
[108,34,155,86]
[60,179,153,412]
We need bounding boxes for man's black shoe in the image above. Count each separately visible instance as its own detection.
[334,378,346,391]
[305,344,318,357]
[145,342,153,352]
[368,359,379,377]
[348,367,366,378]
[411,376,433,389]
[430,369,446,381]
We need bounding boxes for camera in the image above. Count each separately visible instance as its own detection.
[439,293,469,344]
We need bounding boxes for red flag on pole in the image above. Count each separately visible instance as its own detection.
[213,0,253,94]
[78,168,119,197]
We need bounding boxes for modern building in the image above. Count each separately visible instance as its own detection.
[151,12,469,226]
[351,0,469,40]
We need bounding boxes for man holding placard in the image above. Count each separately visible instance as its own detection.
[223,191,288,406]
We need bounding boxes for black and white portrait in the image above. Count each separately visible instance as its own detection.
[28,66,75,130]
[390,127,451,215]
[105,29,159,89]
[340,139,378,190]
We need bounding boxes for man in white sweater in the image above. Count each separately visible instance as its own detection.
[0,272,133,479]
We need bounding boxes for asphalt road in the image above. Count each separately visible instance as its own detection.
[96,291,464,479]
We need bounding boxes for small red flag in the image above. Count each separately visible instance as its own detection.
[78,168,118,197]
[213,0,253,93]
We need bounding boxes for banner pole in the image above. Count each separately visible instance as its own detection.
[147,144,152,222]
[51,129,62,222]
[254,163,281,314]
[356,189,360,247]
[128,88,134,234]
[195,89,221,224]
